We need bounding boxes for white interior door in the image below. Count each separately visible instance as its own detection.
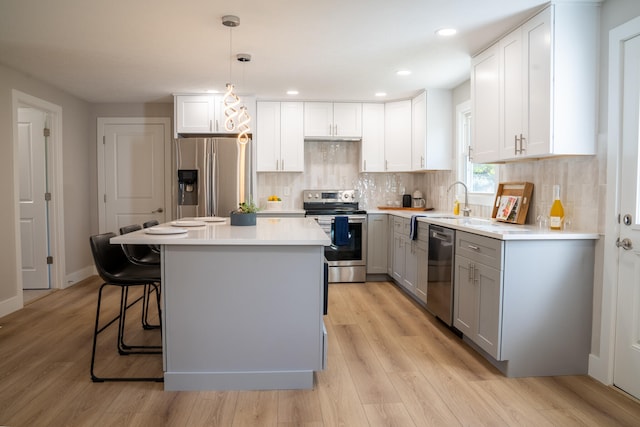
[18,107,50,290]
[614,32,640,400]
[99,119,169,233]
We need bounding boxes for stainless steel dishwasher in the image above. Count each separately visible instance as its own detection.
[426,224,455,326]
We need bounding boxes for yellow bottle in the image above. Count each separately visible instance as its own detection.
[453,196,460,216]
[549,185,565,230]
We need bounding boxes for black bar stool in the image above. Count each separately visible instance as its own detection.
[89,232,163,382]
[119,224,161,330]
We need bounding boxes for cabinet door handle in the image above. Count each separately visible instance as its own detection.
[329,124,332,136]
[514,135,519,155]
[468,262,474,281]
[385,160,388,171]
[421,155,424,169]
[520,134,525,154]
[467,244,480,251]
[282,158,285,170]
[468,145,473,162]
[210,119,213,132]
[276,159,279,171]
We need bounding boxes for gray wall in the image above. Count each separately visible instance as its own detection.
[0,63,91,303]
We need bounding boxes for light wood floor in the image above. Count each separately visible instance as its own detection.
[1,277,639,426]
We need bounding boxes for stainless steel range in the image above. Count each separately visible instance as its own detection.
[304,189,367,283]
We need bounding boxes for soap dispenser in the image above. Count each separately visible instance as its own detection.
[453,196,460,215]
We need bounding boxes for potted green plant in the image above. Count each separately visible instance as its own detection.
[230,198,259,226]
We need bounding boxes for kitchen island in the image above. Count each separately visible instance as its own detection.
[111,217,330,391]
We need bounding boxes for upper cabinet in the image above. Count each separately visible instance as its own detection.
[174,94,256,138]
[384,100,412,172]
[304,102,362,138]
[471,3,598,163]
[360,103,385,172]
[411,90,452,170]
[256,101,304,172]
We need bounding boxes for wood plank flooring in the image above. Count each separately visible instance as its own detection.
[1,277,639,426]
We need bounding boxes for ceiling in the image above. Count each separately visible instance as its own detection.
[0,0,549,103]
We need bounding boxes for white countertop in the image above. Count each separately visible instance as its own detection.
[367,209,599,241]
[111,217,331,246]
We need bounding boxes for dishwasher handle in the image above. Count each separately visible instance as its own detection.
[431,231,453,242]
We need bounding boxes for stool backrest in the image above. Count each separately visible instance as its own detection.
[143,220,159,228]
[89,232,129,281]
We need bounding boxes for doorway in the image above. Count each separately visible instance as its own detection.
[12,90,65,305]
[600,16,640,400]
[97,117,171,233]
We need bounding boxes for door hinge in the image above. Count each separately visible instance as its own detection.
[104,194,107,203]
[617,213,621,224]
[43,127,50,137]
[103,135,106,145]
[46,256,53,265]
[44,192,51,201]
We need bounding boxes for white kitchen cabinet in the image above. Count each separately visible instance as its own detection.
[471,3,598,163]
[360,103,385,172]
[453,230,595,377]
[366,214,388,274]
[384,100,412,171]
[304,102,362,138]
[470,44,502,164]
[411,90,452,171]
[256,101,304,172]
[174,94,256,138]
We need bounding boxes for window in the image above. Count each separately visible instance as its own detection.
[456,101,497,205]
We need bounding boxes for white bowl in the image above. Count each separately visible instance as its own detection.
[266,201,282,210]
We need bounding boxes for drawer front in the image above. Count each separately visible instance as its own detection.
[417,222,429,243]
[394,217,409,236]
[456,231,502,269]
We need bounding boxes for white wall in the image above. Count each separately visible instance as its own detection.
[0,62,91,313]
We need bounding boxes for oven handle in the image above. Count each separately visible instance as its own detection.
[307,215,367,223]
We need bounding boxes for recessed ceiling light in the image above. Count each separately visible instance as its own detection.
[287,90,299,95]
[375,92,387,97]
[436,28,457,36]
[396,70,411,76]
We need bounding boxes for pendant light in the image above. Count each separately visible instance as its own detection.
[221,15,251,134]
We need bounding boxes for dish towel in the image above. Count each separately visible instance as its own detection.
[334,216,350,246]
[410,215,427,240]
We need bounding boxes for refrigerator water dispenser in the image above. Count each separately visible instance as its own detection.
[178,169,198,206]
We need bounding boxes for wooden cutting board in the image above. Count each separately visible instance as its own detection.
[377,206,433,211]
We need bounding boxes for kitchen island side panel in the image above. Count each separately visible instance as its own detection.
[161,244,324,390]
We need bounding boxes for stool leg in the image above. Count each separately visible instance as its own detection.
[91,282,163,383]
[118,285,162,355]
[141,283,161,330]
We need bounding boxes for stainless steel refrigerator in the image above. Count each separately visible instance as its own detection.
[174,137,253,218]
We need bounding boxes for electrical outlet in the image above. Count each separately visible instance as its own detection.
[283,187,290,196]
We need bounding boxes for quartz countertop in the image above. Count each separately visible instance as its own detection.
[111,217,331,246]
[367,209,599,241]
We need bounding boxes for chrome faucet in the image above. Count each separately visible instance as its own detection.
[447,181,471,216]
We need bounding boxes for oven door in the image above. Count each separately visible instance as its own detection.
[314,215,367,267]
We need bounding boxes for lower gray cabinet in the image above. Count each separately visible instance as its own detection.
[454,253,502,359]
[453,230,595,377]
[366,214,388,274]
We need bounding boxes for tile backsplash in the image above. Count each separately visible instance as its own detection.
[257,136,605,233]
